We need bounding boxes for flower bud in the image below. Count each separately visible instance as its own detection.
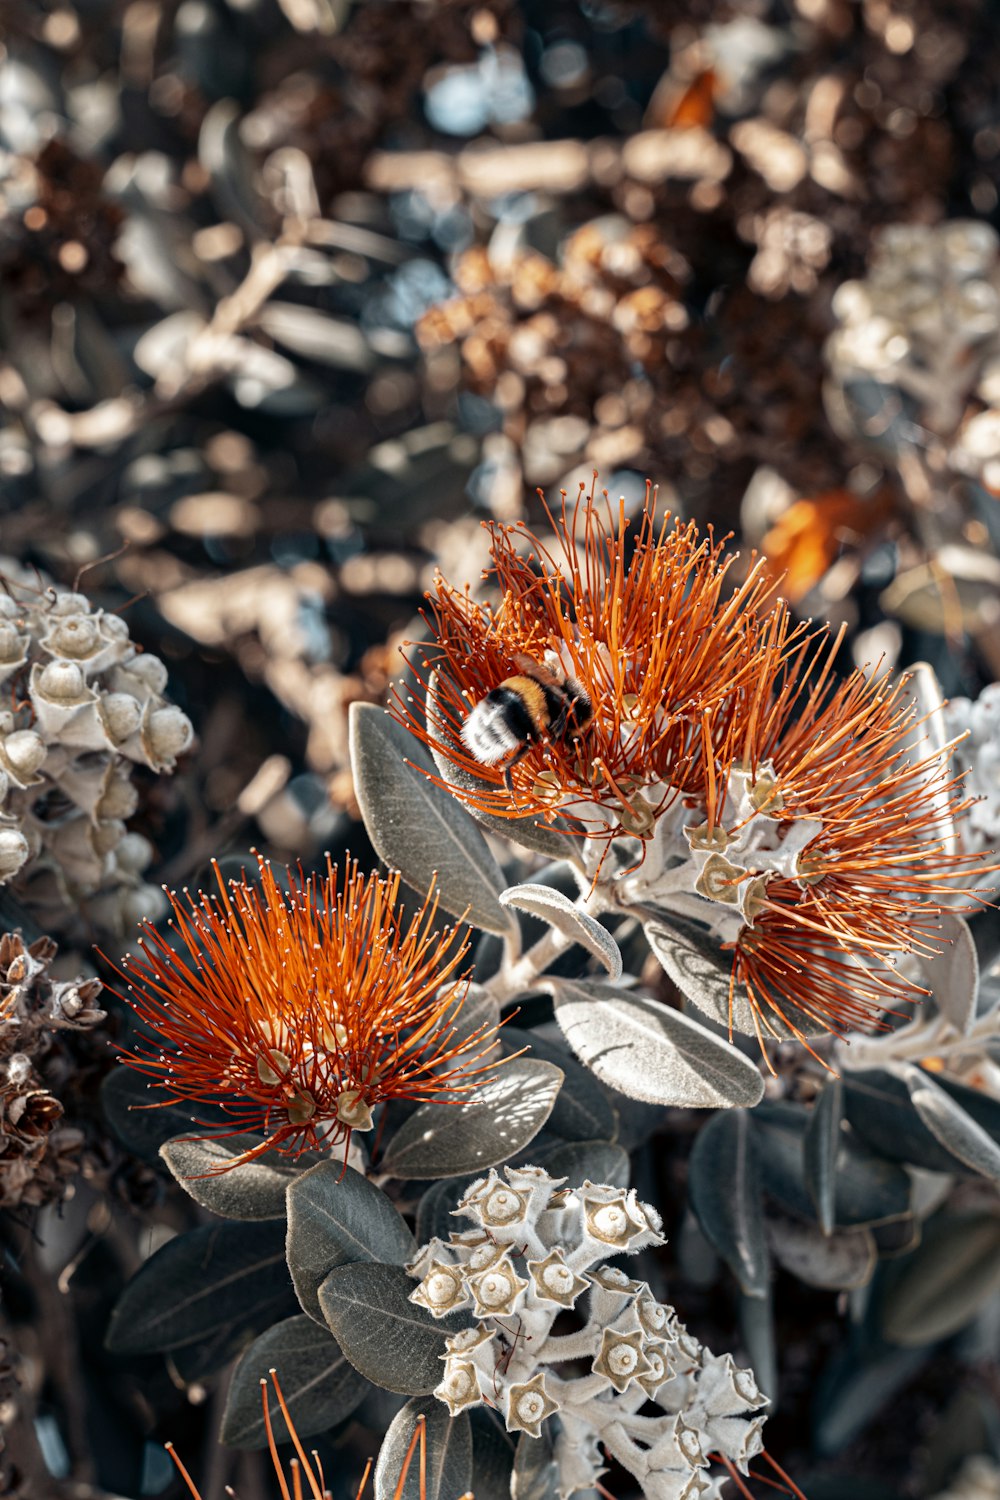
[0,827,29,879]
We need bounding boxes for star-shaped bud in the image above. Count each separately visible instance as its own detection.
[694,1352,768,1416]
[464,1239,506,1275]
[582,1185,664,1251]
[406,1238,452,1279]
[435,1357,483,1416]
[527,1248,589,1309]
[637,1339,674,1398]
[410,1260,470,1319]
[589,1266,642,1294]
[702,1414,767,1473]
[444,1323,494,1357]
[505,1373,560,1439]
[592,1326,654,1394]
[637,1290,673,1339]
[468,1251,529,1318]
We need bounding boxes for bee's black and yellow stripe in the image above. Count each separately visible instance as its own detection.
[496,674,553,735]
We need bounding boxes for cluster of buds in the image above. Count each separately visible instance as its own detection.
[404,484,985,1052]
[0,929,104,1209]
[0,565,193,937]
[825,219,1000,448]
[409,1164,767,1500]
[942,683,1000,854]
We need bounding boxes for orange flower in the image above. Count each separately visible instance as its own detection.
[112,856,498,1167]
[402,479,804,841]
[716,633,988,1051]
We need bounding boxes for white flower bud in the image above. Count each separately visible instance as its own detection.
[0,624,27,663]
[0,826,29,879]
[145,705,194,765]
[46,613,101,658]
[114,832,154,875]
[48,593,92,616]
[96,774,140,821]
[100,692,143,742]
[125,654,169,694]
[2,729,45,781]
[37,659,87,702]
[119,885,168,927]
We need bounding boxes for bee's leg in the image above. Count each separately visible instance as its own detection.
[502,742,531,795]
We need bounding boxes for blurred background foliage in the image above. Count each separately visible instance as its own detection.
[2,0,1000,1496]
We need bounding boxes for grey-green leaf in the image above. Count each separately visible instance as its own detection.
[923,913,979,1034]
[160,1135,308,1221]
[765,1213,876,1291]
[645,917,828,1039]
[500,1027,615,1142]
[842,1069,973,1174]
[105,1220,295,1355]
[880,1210,1000,1346]
[688,1111,769,1297]
[499,885,623,978]
[803,1079,843,1236]
[755,1102,911,1227]
[349,703,514,936]
[549,978,765,1108]
[904,1068,1000,1184]
[374,1397,473,1500]
[512,1426,559,1500]
[533,1139,630,1188]
[222,1315,368,1449]
[286,1162,416,1324]
[319,1262,467,1394]
[379,1058,563,1179]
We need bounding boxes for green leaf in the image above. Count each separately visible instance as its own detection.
[349,703,515,936]
[469,1409,517,1500]
[379,1058,563,1179]
[101,1066,229,1164]
[160,1135,309,1220]
[923,913,978,1034]
[500,1027,615,1142]
[803,1079,843,1236]
[374,1397,473,1500]
[105,1220,296,1355]
[880,1210,1000,1347]
[645,915,827,1039]
[738,1288,776,1410]
[532,1139,630,1188]
[319,1263,467,1394]
[499,885,622,978]
[417,1176,480,1245]
[766,1213,876,1291]
[755,1102,911,1227]
[688,1111,769,1297]
[512,1426,559,1500]
[222,1315,368,1449]
[549,978,765,1108]
[842,1069,979,1174]
[814,1345,928,1456]
[426,671,578,862]
[904,1068,1000,1184]
[286,1162,416,1324]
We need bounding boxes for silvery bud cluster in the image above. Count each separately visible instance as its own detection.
[942,683,1000,852]
[408,1165,768,1500]
[825,220,1000,441]
[0,566,193,936]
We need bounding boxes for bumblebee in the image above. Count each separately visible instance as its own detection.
[462,651,593,791]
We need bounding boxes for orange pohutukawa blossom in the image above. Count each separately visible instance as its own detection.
[112,856,498,1167]
[402,479,807,839]
[398,480,989,1052]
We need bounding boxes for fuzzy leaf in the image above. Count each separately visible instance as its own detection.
[379,1058,563,1179]
[512,1426,559,1500]
[765,1213,876,1290]
[286,1162,416,1324]
[755,1102,910,1227]
[105,1220,296,1355]
[470,1410,517,1500]
[645,916,828,1039]
[803,1079,843,1236]
[880,1210,1000,1346]
[349,703,514,936]
[374,1397,473,1500]
[426,671,578,862]
[904,1068,1000,1184]
[222,1315,368,1449]
[688,1110,769,1297]
[923,912,979,1034]
[549,978,765,1108]
[500,1027,615,1142]
[160,1134,310,1220]
[417,1175,481,1244]
[319,1263,467,1394]
[814,1346,928,1456]
[101,1066,229,1164]
[843,1069,982,1174]
[500,885,623,978]
[533,1139,630,1188]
